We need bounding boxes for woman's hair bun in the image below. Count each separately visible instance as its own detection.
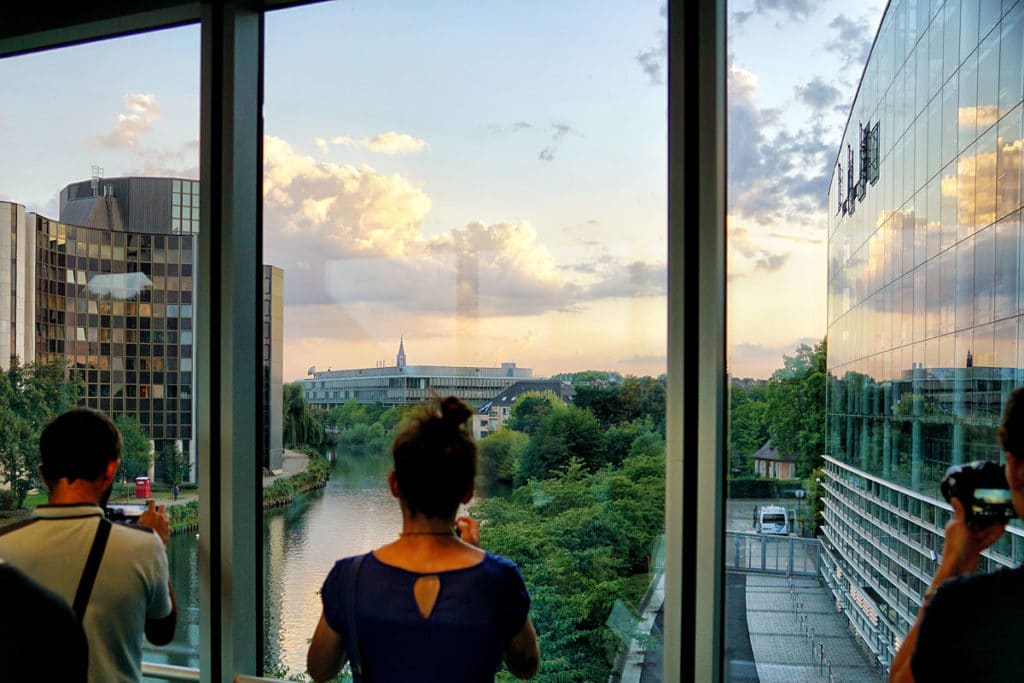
[440,395,472,427]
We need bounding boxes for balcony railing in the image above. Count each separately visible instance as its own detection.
[724,531,821,577]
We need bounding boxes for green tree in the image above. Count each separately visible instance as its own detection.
[0,359,82,507]
[114,414,152,482]
[728,380,769,476]
[478,429,529,486]
[283,383,326,450]
[157,442,191,485]
[506,391,562,436]
[516,406,605,484]
[765,339,827,479]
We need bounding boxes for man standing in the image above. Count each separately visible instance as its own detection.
[0,408,176,683]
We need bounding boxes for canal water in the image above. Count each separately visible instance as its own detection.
[147,452,401,678]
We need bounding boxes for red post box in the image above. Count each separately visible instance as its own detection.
[134,476,151,498]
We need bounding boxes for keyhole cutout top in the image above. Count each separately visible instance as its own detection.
[413,575,441,619]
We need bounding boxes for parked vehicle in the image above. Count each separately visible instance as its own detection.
[757,505,789,535]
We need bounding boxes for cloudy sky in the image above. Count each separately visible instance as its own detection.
[0,1,882,381]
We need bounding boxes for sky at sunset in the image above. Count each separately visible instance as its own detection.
[0,1,884,381]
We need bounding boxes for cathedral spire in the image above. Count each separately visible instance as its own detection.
[397,336,407,369]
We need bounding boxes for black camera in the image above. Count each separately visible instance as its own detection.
[940,461,1016,528]
[106,503,147,525]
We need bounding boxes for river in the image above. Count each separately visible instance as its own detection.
[147,452,401,678]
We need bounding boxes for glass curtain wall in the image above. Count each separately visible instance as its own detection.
[826,0,1024,671]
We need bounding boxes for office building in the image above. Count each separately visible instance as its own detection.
[824,0,1024,668]
[303,338,534,410]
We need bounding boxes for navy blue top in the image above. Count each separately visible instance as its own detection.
[321,551,531,683]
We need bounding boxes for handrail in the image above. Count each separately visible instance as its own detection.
[140,662,293,682]
[140,662,200,681]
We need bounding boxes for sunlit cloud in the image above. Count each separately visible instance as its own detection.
[315,131,428,156]
[93,93,162,149]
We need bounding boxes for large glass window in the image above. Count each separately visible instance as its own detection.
[262,3,667,680]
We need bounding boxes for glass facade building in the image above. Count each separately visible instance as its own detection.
[825,0,1024,669]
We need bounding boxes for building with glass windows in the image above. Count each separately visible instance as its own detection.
[303,339,534,410]
[825,0,1024,669]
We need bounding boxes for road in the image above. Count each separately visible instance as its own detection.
[726,498,820,575]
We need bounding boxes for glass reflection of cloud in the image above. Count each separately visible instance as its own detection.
[87,272,154,299]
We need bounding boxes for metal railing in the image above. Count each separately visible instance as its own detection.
[141,662,292,682]
[725,531,821,576]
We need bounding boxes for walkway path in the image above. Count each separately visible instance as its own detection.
[745,574,884,683]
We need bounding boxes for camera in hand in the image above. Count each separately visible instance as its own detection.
[106,504,147,525]
[941,461,1016,528]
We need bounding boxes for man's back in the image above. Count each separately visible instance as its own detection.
[0,504,172,683]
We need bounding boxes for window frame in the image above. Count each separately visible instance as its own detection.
[0,1,727,680]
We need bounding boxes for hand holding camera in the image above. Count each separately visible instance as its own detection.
[939,461,1012,574]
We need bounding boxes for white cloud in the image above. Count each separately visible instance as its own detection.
[93,93,162,149]
[321,131,429,156]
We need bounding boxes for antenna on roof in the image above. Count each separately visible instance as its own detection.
[90,165,104,197]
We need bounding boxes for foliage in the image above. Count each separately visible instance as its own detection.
[574,376,666,432]
[477,453,665,682]
[0,488,16,511]
[114,414,152,482]
[506,391,563,436]
[0,358,83,507]
[727,340,827,480]
[325,400,387,431]
[728,380,768,475]
[804,467,827,535]
[157,442,191,485]
[548,370,623,386]
[765,340,826,479]
[516,406,605,485]
[283,383,327,451]
[604,417,660,467]
[478,428,529,486]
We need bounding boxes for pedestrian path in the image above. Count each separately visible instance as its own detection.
[746,575,884,683]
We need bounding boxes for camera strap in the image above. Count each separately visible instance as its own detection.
[72,518,111,621]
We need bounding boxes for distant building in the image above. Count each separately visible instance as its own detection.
[472,380,575,441]
[263,265,284,472]
[303,339,533,409]
[750,441,795,480]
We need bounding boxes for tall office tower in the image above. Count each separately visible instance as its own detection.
[30,176,200,477]
[824,0,1024,669]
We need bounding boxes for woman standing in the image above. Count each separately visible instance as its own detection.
[307,396,540,682]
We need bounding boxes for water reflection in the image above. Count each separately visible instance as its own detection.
[145,452,399,679]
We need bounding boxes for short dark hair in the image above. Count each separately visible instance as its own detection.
[39,408,122,483]
[392,396,477,519]
[999,387,1024,458]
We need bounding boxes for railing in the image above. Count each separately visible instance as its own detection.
[724,531,821,576]
[141,662,292,682]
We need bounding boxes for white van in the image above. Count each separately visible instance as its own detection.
[758,505,789,535]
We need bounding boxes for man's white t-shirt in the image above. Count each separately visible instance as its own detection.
[0,504,172,683]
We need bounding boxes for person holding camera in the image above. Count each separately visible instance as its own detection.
[306,396,540,683]
[890,387,1024,682]
[0,408,177,683]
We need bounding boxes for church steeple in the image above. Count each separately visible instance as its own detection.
[397,336,407,369]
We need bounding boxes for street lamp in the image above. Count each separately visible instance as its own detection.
[794,488,806,536]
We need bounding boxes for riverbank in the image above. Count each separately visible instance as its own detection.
[0,449,330,534]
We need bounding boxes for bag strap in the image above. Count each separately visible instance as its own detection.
[72,518,112,621]
[344,553,367,682]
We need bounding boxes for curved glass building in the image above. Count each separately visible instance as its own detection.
[825,0,1024,669]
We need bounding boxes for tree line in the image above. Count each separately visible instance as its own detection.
[475,377,666,682]
[729,339,827,481]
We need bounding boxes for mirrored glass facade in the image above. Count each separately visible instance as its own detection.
[826,0,1024,669]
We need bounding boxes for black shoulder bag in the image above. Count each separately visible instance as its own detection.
[72,518,112,621]
[344,553,368,682]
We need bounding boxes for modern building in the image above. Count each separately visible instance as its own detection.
[824,0,1024,669]
[471,379,575,440]
[303,338,534,410]
[0,175,284,480]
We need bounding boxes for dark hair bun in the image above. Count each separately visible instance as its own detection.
[440,396,472,427]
